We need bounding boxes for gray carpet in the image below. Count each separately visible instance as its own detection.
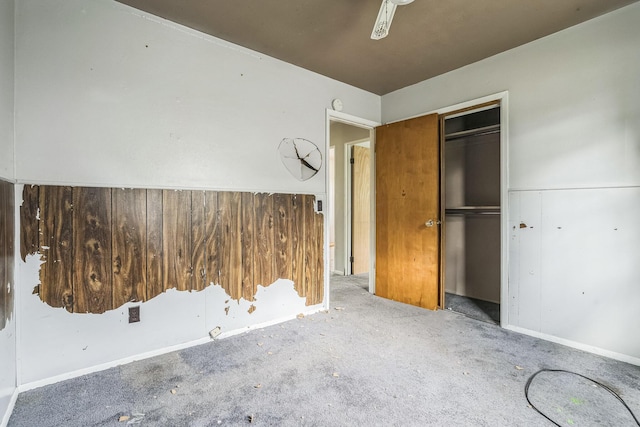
[9,275,640,426]
[445,292,500,325]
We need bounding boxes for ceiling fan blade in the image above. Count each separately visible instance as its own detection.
[371,0,397,40]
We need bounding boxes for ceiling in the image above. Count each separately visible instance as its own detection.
[115,0,638,95]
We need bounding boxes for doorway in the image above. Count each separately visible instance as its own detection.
[327,114,376,293]
[441,104,502,324]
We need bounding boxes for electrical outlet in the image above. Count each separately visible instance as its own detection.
[129,306,140,323]
[314,195,325,213]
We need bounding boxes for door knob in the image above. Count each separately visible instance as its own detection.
[425,220,441,227]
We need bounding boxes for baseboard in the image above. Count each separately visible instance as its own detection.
[18,305,325,393]
[504,325,640,367]
[331,270,344,275]
[1,388,19,427]
[17,335,210,393]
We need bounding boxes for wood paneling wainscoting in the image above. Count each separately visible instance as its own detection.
[0,179,15,330]
[20,185,324,314]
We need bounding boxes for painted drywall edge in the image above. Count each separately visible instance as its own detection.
[504,325,640,367]
[0,389,19,427]
[16,304,325,393]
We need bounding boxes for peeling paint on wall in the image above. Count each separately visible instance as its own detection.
[19,252,314,384]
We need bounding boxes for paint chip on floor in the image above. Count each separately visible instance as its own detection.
[209,327,222,339]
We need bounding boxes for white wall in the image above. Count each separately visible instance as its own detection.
[15,0,380,193]
[14,0,380,386]
[382,3,640,363]
[0,0,14,181]
[0,0,17,425]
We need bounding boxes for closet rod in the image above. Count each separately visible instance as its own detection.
[446,212,500,216]
[445,207,501,215]
[445,211,501,216]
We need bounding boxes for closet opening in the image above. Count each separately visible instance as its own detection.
[442,104,501,324]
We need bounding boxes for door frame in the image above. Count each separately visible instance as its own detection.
[383,91,509,326]
[326,110,380,299]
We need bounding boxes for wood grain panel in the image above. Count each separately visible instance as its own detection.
[20,184,40,261]
[146,189,163,298]
[241,193,255,301]
[24,185,327,312]
[352,145,370,274]
[218,192,242,300]
[38,186,74,311]
[204,191,220,287]
[112,188,147,306]
[191,191,206,291]
[163,190,193,292]
[253,193,274,287]
[73,187,112,313]
[375,114,441,310]
[274,193,293,280]
[290,195,305,299]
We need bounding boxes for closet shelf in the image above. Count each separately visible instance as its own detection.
[444,124,500,141]
[445,206,501,215]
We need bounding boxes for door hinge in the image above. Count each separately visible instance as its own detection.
[349,256,354,263]
[350,157,355,164]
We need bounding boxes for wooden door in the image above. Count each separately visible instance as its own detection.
[375,114,441,310]
[352,145,370,274]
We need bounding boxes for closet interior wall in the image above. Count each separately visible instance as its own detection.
[444,107,501,303]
